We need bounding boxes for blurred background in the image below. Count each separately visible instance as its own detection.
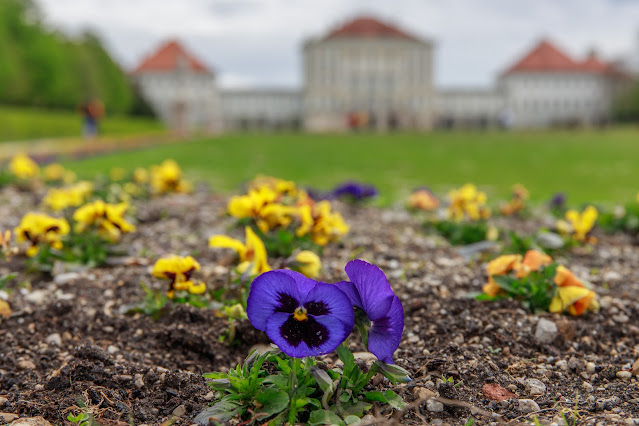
[1,0,639,203]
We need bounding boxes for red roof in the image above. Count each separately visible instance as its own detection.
[503,39,622,76]
[132,40,211,74]
[325,16,419,41]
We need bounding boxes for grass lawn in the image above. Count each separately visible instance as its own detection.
[0,106,163,142]
[60,128,639,207]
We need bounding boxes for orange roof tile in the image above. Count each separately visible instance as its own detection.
[325,16,419,41]
[503,39,624,76]
[132,40,211,74]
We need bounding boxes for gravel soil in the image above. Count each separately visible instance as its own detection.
[0,186,638,425]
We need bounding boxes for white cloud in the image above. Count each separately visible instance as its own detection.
[36,0,639,87]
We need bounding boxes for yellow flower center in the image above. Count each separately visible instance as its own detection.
[293,307,308,322]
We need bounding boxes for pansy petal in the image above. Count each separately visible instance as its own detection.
[246,271,300,331]
[345,260,394,321]
[275,269,318,299]
[367,296,404,363]
[334,280,364,309]
[302,282,355,327]
[265,312,350,358]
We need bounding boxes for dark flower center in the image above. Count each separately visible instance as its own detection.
[280,315,329,348]
[275,292,298,313]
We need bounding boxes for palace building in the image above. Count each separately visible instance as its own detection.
[132,17,633,132]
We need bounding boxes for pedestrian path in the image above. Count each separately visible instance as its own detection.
[0,130,177,163]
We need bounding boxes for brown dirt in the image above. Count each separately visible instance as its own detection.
[0,187,638,425]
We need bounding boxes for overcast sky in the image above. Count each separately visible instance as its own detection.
[37,0,639,89]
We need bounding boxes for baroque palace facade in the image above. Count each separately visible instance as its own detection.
[132,16,633,132]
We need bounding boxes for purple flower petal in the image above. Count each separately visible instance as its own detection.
[334,280,363,309]
[344,260,394,321]
[248,270,355,358]
[246,270,301,331]
[303,282,355,329]
[368,295,404,363]
[275,269,317,299]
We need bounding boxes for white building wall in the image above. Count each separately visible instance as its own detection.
[135,69,221,133]
[499,72,613,127]
[304,37,435,131]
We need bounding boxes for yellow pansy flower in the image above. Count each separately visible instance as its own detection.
[133,167,149,184]
[14,212,70,257]
[565,206,597,242]
[73,200,136,241]
[447,183,490,222]
[549,265,598,316]
[150,159,192,194]
[9,154,39,180]
[209,226,271,276]
[482,254,522,297]
[152,255,204,298]
[43,181,93,211]
[294,250,322,278]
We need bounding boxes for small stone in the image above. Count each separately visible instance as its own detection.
[616,371,632,379]
[172,404,186,417]
[536,232,564,249]
[204,391,215,401]
[586,362,596,373]
[44,333,62,346]
[415,387,436,400]
[107,345,119,354]
[518,399,540,413]
[0,397,7,407]
[0,413,19,423]
[25,290,48,305]
[555,360,568,370]
[525,378,546,396]
[582,382,594,392]
[53,272,80,285]
[134,374,145,389]
[632,358,639,376]
[17,360,36,370]
[426,399,444,412]
[352,352,376,362]
[10,417,53,425]
[482,383,517,401]
[625,419,639,425]
[535,318,557,344]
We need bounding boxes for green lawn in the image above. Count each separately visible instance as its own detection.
[0,106,163,142]
[60,128,639,207]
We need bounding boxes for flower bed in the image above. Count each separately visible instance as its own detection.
[0,161,638,424]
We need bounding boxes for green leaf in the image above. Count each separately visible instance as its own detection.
[263,374,289,389]
[340,399,372,417]
[492,274,518,293]
[255,388,289,416]
[193,400,245,424]
[364,390,406,410]
[308,409,344,425]
[345,415,362,424]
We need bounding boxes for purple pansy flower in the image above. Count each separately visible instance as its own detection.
[331,181,378,201]
[247,269,354,358]
[335,260,404,364]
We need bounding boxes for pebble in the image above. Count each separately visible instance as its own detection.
[415,387,436,400]
[203,391,215,401]
[0,413,19,423]
[134,374,145,389]
[17,360,36,370]
[0,397,7,407]
[10,417,53,425]
[518,399,540,413]
[525,378,546,396]
[172,404,187,417]
[53,272,80,285]
[616,371,632,379]
[44,333,62,346]
[582,382,594,392]
[586,362,596,373]
[535,318,557,344]
[555,360,568,371]
[426,399,444,412]
[107,345,120,354]
[24,290,48,305]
